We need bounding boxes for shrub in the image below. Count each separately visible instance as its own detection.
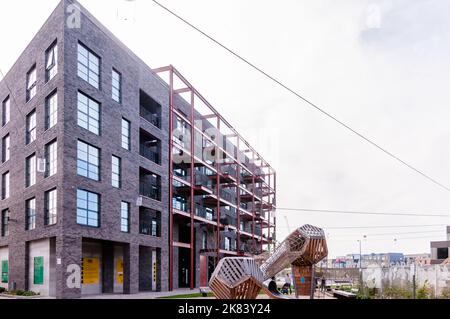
[0,287,6,294]
[416,281,431,299]
[440,288,450,299]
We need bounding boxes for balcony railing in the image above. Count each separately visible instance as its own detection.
[140,105,161,128]
[140,144,160,164]
[195,204,215,221]
[173,198,189,213]
[139,183,161,201]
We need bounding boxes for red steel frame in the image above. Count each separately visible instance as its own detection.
[153,65,277,291]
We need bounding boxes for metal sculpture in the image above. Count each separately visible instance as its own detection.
[209,224,328,299]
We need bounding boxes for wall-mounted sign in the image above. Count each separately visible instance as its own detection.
[82,258,99,285]
[116,259,124,284]
[34,257,44,285]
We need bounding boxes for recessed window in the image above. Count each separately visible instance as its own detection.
[121,118,130,150]
[26,198,36,230]
[26,110,36,145]
[77,189,100,227]
[45,140,57,177]
[77,92,100,135]
[45,42,58,82]
[1,209,9,237]
[26,154,36,188]
[77,141,100,181]
[1,172,9,200]
[45,91,58,130]
[77,43,100,89]
[112,155,121,188]
[112,69,122,103]
[2,134,10,163]
[26,65,37,102]
[121,201,130,233]
[44,188,57,225]
[2,97,10,126]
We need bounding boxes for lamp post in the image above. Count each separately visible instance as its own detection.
[357,235,367,293]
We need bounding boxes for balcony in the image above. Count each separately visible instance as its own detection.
[139,208,161,237]
[140,90,161,129]
[139,168,161,201]
[195,204,216,221]
[140,129,161,165]
[173,196,189,213]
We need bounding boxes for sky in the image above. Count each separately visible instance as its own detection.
[1,0,450,258]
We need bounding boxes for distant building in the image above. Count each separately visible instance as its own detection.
[404,253,431,266]
[430,226,450,264]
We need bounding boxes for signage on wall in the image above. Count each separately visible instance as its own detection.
[116,259,124,284]
[34,257,44,285]
[82,258,100,285]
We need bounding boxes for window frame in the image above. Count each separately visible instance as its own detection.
[26,109,37,145]
[25,153,36,188]
[120,201,130,233]
[76,189,100,228]
[44,188,58,226]
[26,65,37,102]
[1,172,9,200]
[2,96,10,127]
[26,197,36,231]
[45,139,58,178]
[112,69,122,103]
[45,90,58,130]
[1,209,9,237]
[77,91,101,135]
[121,118,131,150]
[77,140,100,181]
[111,155,122,188]
[45,41,58,82]
[2,134,10,163]
[77,42,101,89]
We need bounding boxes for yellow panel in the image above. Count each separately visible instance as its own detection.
[82,258,100,285]
[116,259,124,284]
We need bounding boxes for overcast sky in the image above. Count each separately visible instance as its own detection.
[1,0,450,258]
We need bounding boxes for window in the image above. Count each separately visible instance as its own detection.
[26,198,36,230]
[45,91,58,129]
[26,110,36,144]
[45,42,58,81]
[1,209,9,237]
[224,237,231,251]
[26,65,37,102]
[121,201,129,233]
[45,140,57,177]
[77,189,100,227]
[437,248,449,260]
[2,172,9,200]
[26,154,36,187]
[151,219,158,237]
[77,92,100,135]
[112,156,121,188]
[202,232,207,250]
[112,69,122,103]
[121,118,130,150]
[2,134,10,163]
[44,189,57,225]
[2,96,10,126]
[1,260,7,283]
[77,43,100,89]
[77,141,100,181]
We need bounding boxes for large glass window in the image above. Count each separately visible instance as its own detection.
[26,110,36,144]
[44,189,57,225]
[45,42,58,81]
[77,189,99,227]
[112,155,121,188]
[2,134,10,163]
[1,172,9,200]
[26,198,36,230]
[121,201,129,233]
[2,96,9,126]
[121,118,130,150]
[26,65,37,102]
[45,91,58,130]
[77,92,100,135]
[77,141,100,181]
[26,154,36,187]
[112,69,122,103]
[1,209,9,237]
[45,140,57,177]
[77,43,100,89]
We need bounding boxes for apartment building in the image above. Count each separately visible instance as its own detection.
[0,0,276,298]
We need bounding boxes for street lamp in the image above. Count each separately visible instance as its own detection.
[357,235,367,293]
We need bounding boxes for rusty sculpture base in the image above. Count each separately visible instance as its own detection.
[293,265,313,296]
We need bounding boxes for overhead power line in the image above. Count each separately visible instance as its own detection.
[276,224,447,230]
[151,0,450,193]
[277,207,450,217]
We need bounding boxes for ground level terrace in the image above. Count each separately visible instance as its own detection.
[0,237,164,298]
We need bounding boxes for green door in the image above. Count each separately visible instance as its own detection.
[1,260,7,283]
[34,257,44,285]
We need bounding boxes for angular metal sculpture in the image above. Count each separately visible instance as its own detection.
[209,224,328,299]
